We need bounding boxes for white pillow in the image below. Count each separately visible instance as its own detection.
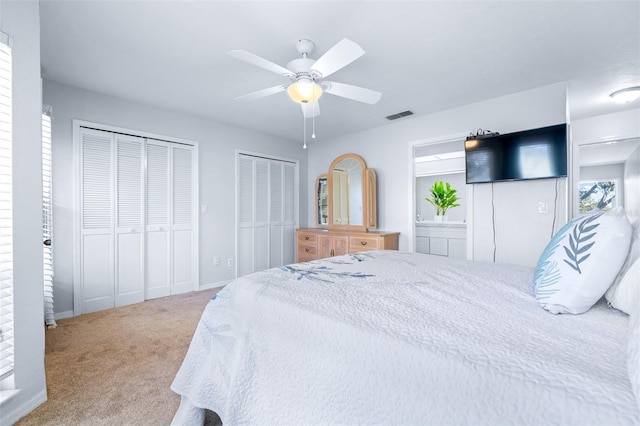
[606,257,640,315]
[606,219,640,314]
[534,207,632,314]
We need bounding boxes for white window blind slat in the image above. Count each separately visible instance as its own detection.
[0,39,13,380]
[42,112,55,327]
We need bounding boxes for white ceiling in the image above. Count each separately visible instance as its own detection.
[39,1,640,143]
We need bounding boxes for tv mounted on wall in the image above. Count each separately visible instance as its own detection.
[465,123,567,184]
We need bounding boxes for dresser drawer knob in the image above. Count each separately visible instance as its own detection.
[304,248,310,252]
[304,236,310,240]
[360,241,367,246]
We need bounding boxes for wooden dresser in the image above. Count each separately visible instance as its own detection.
[296,228,400,263]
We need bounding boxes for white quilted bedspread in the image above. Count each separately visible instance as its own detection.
[171,251,639,425]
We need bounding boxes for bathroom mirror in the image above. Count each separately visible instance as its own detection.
[315,174,328,227]
[575,137,640,218]
[328,153,376,231]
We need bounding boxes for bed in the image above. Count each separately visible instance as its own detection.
[171,250,640,425]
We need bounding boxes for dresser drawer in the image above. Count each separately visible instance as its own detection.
[298,245,317,256]
[350,236,380,251]
[297,233,318,245]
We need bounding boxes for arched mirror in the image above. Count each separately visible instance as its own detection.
[328,153,376,231]
[315,174,328,227]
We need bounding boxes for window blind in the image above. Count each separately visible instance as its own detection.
[0,35,14,380]
[42,109,56,328]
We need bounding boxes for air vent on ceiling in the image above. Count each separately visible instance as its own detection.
[385,110,414,121]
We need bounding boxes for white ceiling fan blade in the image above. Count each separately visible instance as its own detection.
[323,82,382,104]
[234,85,287,101]
[228,50,294,77]
[310,39,365,78]
[301,102,321,118]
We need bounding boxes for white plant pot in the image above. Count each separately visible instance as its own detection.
[434,215,444,223]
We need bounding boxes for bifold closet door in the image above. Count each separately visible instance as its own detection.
[269,162,296,267]
[80,128,115,313]
[238,155,296,277]
[145,141,194,298]
[80,129,146,313]
[171,144,195,295]
[145,140,171,299]
[114,134,145,307]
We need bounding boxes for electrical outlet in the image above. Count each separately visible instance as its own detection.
[227,258,234,267]
[538,201,549,214]
[214,257,220,266]
[201,204,208,214]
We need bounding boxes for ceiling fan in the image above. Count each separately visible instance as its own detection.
[228,38,382,119]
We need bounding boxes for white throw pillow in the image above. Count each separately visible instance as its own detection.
[534,207,632,314]
[605,257,640,315]
[606,219,640,314]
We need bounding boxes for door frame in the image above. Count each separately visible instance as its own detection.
[407,132,470,256]
[72,119,200,316]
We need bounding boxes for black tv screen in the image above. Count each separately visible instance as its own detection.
[465,124,567,184]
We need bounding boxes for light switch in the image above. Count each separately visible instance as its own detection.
[201,204,208,214]
[538,201,549,214]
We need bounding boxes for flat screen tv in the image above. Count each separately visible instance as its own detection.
[465,124,567,184]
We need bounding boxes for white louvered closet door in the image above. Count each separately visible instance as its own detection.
[282,162,296,265]
[80,128,115,313]
[114,134,145,307]
[237,156,254,277]
[269,162,283,268]
[171,144,194,295]
[238,155,297,277]
[254,159,269,272]
[145,139,170,299]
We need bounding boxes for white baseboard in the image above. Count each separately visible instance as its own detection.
[54,310,74,320]
[199,280,231,291]
[1,388,47,425]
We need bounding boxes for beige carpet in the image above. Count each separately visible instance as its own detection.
[16,288,221,426]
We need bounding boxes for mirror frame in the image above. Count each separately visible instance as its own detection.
[328,153,368,232]
[315,174,329,228]
[366,168,377,229]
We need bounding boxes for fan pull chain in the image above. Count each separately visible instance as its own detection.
[312,90,316,139]
[303,115,307,149]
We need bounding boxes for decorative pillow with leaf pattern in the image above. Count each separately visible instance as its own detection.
[534,207,632,314]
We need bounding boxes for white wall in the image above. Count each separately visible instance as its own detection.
[307,82,567,267]
[44,80,307,317]
[572,108,640,144]
[0,1,48,424]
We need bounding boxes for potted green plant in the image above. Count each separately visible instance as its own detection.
[425,180,460,222]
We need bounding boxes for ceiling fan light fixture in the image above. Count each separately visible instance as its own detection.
[609,86,640,104]
[287,79,323,104]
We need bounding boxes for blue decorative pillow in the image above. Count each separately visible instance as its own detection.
[534,207,632,314]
